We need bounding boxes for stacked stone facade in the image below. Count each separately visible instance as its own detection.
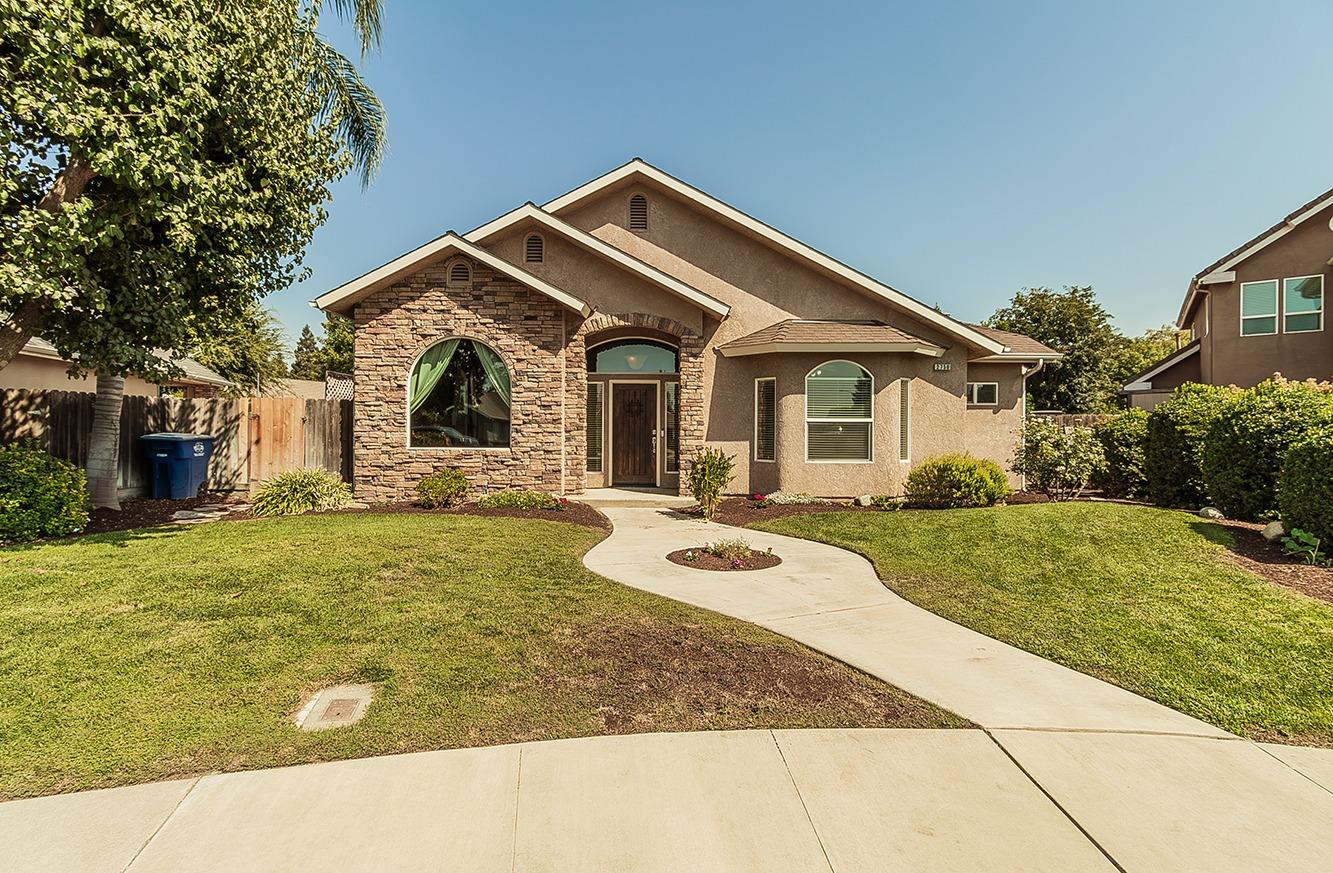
[352,258,574,502]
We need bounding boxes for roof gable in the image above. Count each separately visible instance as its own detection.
[543,159,1007,354]
[313,232,591,317]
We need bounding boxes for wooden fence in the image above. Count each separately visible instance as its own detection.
[0,389,352,498]
[1029,412,1113,428]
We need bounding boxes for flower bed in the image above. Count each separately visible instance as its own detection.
[666,537,781,571]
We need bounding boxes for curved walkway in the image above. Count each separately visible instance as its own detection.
[584,506,1226,736]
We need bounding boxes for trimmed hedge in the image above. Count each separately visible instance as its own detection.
[905,454,1009,508]
[0,441,89,542]
[1092,409,1149,499]
[1144,383,1233,508]
[1201,379,1333,521]
[1279,427,1333,547]
[416,468,469,508]
[476,489,564,510]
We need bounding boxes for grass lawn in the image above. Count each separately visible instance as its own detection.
[0,513,963,799]
[755,502,1333,746]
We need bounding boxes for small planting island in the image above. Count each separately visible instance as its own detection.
[667,547,782,571]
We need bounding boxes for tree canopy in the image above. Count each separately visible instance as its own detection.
[289,312,354,379]
[986,286,1184,412]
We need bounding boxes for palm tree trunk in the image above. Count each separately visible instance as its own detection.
[87,373,125,510]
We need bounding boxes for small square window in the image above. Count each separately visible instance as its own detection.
[1284,276,1323,333]
[966,382,998,406]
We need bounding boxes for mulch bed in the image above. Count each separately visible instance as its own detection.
[359,500,611,531]
[710,497,877,527]
[1210,519,1333,605]
[666,548,782,571]
[83,494,250,535]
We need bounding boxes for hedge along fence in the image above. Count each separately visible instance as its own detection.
[1144,383,1235,509]
[1279,426,1333,547]
[1091,408,1149,499]
[1200,378,1333,521]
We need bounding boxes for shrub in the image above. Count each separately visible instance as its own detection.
[1201,378,1333,521]
[705,537,754,560]
[1144,383,1234,508]
[251,468,352,517]
[1011,418,1104,501]
[870,495,902,511]
[753,490,836,508]
[905,454,1009,508]
[1092,408,1149,498]
[476,489,565,510]
[1278,425,1333,547]
[0,441,89,542]
[686,446,735,521]
[415,468,469,508]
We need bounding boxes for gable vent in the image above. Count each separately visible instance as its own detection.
[448,260,471,286]
[628,194,648,231]
[524,233,544,263]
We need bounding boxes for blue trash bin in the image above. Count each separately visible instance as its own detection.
[139,433,215,499]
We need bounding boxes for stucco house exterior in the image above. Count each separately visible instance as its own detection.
[1124,187,1332,408]
[0,338,233,398]
[316,160,1058,501]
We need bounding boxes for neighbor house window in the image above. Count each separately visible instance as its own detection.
[629,194,649,231]
[664,383,679,473]
[586,382,604,472]
[966,382,999,406]
[1284,275,1324,333]
[408,338,511,448]
[806,361,872,462]
[754,378,776,462]
[1240,280,1278,336]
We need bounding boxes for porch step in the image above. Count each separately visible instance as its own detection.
[580,487,696,509]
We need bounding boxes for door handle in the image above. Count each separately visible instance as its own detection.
[651,433,657,454]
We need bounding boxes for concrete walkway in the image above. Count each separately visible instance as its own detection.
[585,506,1228,736]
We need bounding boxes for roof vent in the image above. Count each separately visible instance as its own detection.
[629,194,648,231]
[525,233,544,263]
[448,260,471,286]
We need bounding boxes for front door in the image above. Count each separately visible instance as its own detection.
[612,383,656,486]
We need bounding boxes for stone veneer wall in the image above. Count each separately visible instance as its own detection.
[573,312,705,495]
[352,258,577,502]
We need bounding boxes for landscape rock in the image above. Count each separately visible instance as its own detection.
[1262,521,1286,541]
[854,495,873,507]
[1198,506,1225,520]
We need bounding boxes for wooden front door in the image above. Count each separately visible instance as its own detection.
[612,383,656,485]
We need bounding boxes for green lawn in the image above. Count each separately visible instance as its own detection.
[755,502,1333,745]
[0,513,962,799]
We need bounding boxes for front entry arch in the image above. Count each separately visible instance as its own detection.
[587,334,680,489]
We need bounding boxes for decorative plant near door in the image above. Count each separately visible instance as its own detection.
[686,447,736,521]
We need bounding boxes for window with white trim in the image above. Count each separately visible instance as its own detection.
[966,382,998,406]
[898,378,911,461]
[754,378,776,462]
[1284,275,1324,333]
[664,382,679,474]
[806,361,872,462]
[1240,280,1278,336]
[586,383,604,473]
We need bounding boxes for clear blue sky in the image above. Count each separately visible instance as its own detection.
[275,0,1333,348]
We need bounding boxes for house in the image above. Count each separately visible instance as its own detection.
[1124,187,1332,408]
[315,159,1058,500]
[0,338,233,398]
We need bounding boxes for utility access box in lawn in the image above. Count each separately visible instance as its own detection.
[139,433,214,499]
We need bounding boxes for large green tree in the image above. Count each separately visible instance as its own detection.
[192,306,292,395]
[986,286,1181,413]
[289,312,353,380]
[1,1,385,507]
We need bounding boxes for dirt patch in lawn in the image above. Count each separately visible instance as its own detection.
[544,616,970,733]
[83,494,249,534]
[1209,520,1333,605]
[666,548,782,571]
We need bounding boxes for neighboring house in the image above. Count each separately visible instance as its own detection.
[0,338,233,398]
[1124,187,1332,408]
[316,159,1058,500]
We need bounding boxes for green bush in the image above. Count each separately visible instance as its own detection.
[1144,383,1234,508]
[905,454,1009,508]
[415,468,469,508]
[1278,425,1333,546]
[686,446,736,521]
[1092,408,1149,498]
[0,441,89,542]
[1201,378,1333,521]
[1011,418,1104,501]
[251,468,352,517]
[476,489,565,510]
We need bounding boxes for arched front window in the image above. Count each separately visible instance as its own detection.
[409,338,510,448]
[806,360,873,462]
[587,339,678,373]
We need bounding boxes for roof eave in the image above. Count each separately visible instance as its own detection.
[719,341,945,358]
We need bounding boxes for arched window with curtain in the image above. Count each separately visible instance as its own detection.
[408,338,511,447]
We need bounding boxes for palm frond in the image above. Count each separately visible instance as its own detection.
[312,0,383,57]
[309,36,387,187]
